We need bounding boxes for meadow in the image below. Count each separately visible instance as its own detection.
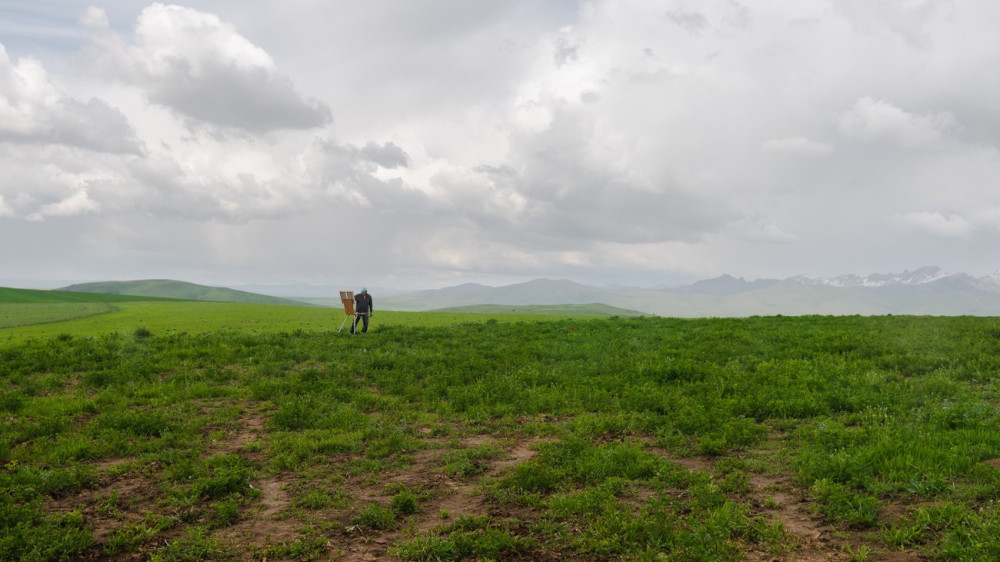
[0,300,555,343]
[3,298,1000,560]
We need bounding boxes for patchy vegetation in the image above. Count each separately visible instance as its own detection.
[3,315,1000,560]
[0,302,117,329]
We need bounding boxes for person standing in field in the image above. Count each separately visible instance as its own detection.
[351,288,373,334]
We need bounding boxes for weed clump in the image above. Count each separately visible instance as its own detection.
[351,503,397,530]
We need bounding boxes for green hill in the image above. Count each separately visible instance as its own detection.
[59,279,309,306]
[0,286,175,304]
[430,303,647,316]
[0,287,181,329]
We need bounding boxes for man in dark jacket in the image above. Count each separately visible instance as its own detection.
[351,288,373,334]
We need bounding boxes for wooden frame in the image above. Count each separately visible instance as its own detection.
[339,291,355,315]
[338,291,356,333]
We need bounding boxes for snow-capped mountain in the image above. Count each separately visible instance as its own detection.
[791,266,953,288]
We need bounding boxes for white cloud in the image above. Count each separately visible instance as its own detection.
[0,43,141,153]
[897,211,974,238]
[510,100,553,135]
[838,97,955,146]
[4,0,1000,287]
[762,136,832,156]
[971,207,1000,230]
[38,188,98,217]
[726,216,798,243]
[0,193,13,217]
[83,4,331,132]
[831,0,951,49]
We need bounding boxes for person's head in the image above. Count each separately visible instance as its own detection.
[361,288,367,293]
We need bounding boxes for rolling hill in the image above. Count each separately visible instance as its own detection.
[0,286,176,304]
[0,287,183,329]
[59,280,311,306]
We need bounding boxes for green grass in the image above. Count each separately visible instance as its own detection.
[4,312,1000,559]
[0,286,176,304]
[0,300,576,343]
[0,302,117,328]
[0,287,180,332]
[429,303,647,316]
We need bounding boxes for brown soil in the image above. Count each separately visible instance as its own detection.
[643,447,929,561]
[40,427,934,561]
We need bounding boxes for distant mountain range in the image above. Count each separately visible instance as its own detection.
[380,267,1000,316]
[26,267,1000,316]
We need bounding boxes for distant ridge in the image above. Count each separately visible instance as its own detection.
[60,280,310,306]
[670,274,780,296]
[380,267,1000,316]
[14,266,1000,316]
[382,278,614,311]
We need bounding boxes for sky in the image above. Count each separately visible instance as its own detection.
[2,0,1000,292]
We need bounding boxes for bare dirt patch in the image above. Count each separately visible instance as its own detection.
[642,445,902,561]
[488,436,547,475]
[321,435,549,559]
[744,473,850,561]
[224,413,267,455]
[219,474,300,550]
[750,474,830,543]
[44,467,160,551]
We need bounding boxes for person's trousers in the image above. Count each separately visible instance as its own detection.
[351,313,369,333]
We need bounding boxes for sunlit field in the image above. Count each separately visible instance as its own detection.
[4,301,1000,560]
[0,300,564,343]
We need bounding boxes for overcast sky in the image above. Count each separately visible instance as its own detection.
[2,0,999,291]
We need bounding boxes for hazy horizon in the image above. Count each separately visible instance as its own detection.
[2,264,993,297]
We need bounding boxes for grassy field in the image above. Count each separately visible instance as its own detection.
[4,299,1000,560]
[1,287,584,344]
[0,300,573,344]
[0,303,117,329]
[428,303,646,316]
[0,287,175,304]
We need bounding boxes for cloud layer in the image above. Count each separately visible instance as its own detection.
[84,4,332,132]
[1,0,1000,289]
[0,44,140,152]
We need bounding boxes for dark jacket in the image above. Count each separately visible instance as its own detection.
[354,292,373,315]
